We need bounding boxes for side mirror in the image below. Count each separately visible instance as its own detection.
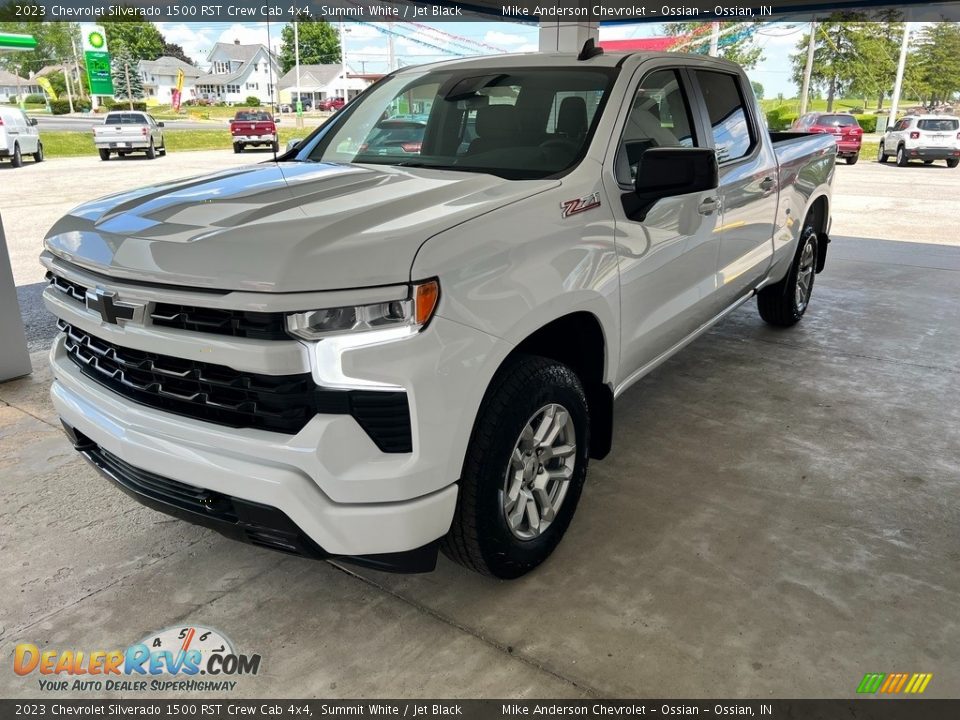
[157,122,165,127]
[625,147,718,222]
[275,117,281,124]
[286,139,302,152]
[30,118,39,126]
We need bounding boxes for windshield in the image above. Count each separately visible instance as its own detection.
[917,118,959,131]
[818,115,858,127]
[295,67,616,179]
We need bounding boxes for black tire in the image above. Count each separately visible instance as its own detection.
[923,160,934,165]
[146,140,156,159]
[757,225,819,328]
[896,145,909,167]
[233,143,242,154]
[11,143,22,168]
[877,143,887,163]
[272,141,279,154]
[947,158,959,169]
[845,153,859,166]
[441,355,590,579]
[99,149,110,161]
[33,142,43,163]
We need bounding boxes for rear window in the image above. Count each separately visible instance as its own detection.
[235,112,272,122]
[105,114,147,125]
[917,118,959,132]
[818,115,859,127]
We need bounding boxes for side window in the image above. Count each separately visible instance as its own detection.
[693,70,755,164]
[616,69,696,185]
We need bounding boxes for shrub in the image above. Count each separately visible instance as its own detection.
[245,96,261,107]
[854,114,877,133]
[765,106,797,131]
[25,93,46,104]
[108,101,147,112]
[49,99,71,115]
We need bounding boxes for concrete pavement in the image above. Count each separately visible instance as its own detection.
[1,236,958,698]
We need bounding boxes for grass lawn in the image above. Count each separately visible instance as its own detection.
[40,128,307,158]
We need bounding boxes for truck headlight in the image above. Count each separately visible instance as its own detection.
[285,280,439,340]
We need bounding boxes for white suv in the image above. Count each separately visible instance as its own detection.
[879,115,960,167]
[0,106,43,167]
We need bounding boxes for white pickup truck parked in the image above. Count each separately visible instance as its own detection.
[42,49,835,578]
[93,111,166,160]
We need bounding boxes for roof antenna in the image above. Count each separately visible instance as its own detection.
[578,38,604,61]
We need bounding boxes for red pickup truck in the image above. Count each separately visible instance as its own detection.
[230,111,278,154]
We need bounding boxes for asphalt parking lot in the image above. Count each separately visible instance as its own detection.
[1,152,959,698]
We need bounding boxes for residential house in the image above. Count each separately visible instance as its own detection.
[139,56,202,106]
[195,40,280,104]
[277,65,372,107]
[0,68,41,103]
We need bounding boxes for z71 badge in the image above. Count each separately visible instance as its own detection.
[560,192,601,218]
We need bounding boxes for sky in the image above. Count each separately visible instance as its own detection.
[154,20,809,98]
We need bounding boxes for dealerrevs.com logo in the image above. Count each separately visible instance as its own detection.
[13,626,261,692]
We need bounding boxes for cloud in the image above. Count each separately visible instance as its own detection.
[216,23,275,48]
[156,22,214,65]
[483,30,533,48]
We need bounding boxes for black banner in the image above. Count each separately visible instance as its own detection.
[2,700,960,720]
[1,0,959,23]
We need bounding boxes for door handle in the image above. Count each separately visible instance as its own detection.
[697,197,718,216]
[759,176,775,191]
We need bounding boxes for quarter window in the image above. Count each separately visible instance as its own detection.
[694,70,755,163]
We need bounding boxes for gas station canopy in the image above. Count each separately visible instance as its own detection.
[0,32,37,52]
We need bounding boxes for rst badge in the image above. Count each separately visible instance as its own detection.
[560,192,601,218]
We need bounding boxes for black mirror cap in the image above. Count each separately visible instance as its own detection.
[158,121,165,127]
[30,117,39,126]
[635,147,718,196]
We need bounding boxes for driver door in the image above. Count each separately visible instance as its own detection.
[603,66,722,388]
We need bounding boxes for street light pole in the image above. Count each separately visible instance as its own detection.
[294,21,302,128]
[888,21,911,128]
[799,20,816,117]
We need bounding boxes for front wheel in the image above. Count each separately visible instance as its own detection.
[947,158,959,169]
[896,145,909,167]
[442,355,590,579]
[757,226,819,327]
[33,142,44,163]
[845,153,859,166]
[877,143,887,163]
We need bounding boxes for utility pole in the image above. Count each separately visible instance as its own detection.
[294,21,303,128]
[799,20,817,116]
[339,21,348,101]
[387,22,396,71]
[888,22,911,128]
[64,61,75,113]
[71,35,85,107]
[709,22,720,57]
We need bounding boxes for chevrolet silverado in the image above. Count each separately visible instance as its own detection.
[43,49,835,578]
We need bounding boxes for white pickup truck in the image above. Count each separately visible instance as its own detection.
[92,111,166,160]
[42,49,835,578]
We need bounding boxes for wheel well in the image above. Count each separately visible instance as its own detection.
[806,195,829,273]
[511,312,613,460]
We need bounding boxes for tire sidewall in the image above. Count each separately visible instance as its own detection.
[12,144,21,167]
[789,228,818,320]
[473,362,590,578]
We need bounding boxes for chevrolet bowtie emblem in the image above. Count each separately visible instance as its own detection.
[85,288,139,325]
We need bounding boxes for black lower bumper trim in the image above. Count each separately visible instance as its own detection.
[63,422,439,573]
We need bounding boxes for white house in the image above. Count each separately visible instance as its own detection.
[138,57,202,106]
[277,64,371,106]
[195,40,280,105]
[0,69,41,103]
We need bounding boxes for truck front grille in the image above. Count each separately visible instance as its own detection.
[59,321,413,451]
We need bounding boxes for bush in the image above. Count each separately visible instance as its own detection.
[854,114,877,133]
[244,96,261,107]
[765,106,797,131]
[49,99,71,115]
[25,93,46,104]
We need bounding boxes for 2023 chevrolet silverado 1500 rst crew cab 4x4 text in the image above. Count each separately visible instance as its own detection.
[42,49,835,578]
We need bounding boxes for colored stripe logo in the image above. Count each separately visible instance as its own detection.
[857,672,933,694]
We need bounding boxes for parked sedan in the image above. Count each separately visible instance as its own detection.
[318,97,346,112]
[793,113,863,164]
[878,115,960,167]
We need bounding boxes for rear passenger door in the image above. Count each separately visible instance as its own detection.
[606,65,722,384]
[689,69,778,309]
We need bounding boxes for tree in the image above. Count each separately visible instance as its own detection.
[103,20,165,62]
[111,49,145,104]
[162,41,195,66]
[789,13,881,112]
[913,22,960,106]
[664,21,763,70]
[751,80,764,100]
[0,21,79,77]
[279,20,341,74]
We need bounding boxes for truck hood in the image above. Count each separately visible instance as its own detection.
[44,161,557,293]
